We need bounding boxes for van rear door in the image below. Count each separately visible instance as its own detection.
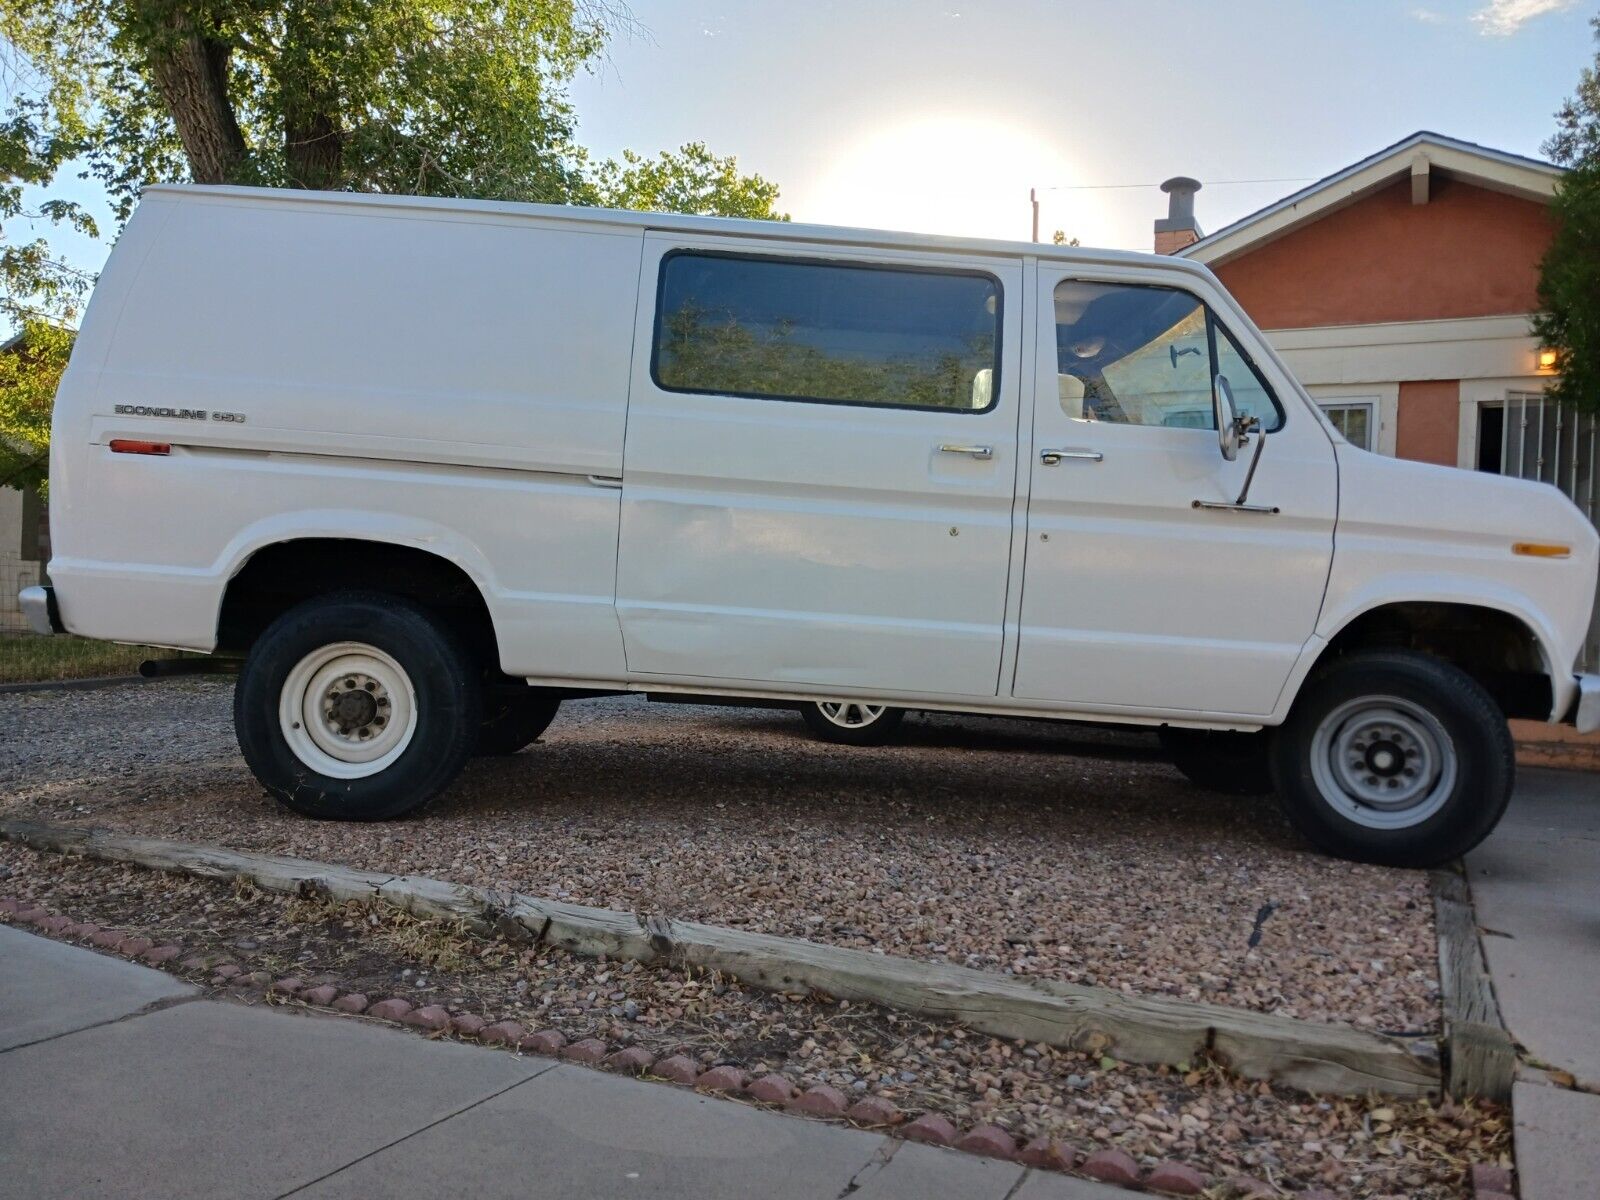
[615,235,1023,698]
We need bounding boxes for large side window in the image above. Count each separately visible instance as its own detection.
[1054,280,1283,432]
[654,252,1001,413]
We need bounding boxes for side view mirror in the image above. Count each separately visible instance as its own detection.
[1213,373,1241,461]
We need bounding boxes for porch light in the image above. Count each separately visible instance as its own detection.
[1537,348,1558,372]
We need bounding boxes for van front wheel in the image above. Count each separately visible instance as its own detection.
[235,592,480,820]
[1270,652,1513,867]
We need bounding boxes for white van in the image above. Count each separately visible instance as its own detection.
[22,184,1600,866]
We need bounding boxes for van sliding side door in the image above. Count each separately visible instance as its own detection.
[614,233,1024,699]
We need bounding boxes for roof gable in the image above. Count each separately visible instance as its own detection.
[1180,132,1561,267]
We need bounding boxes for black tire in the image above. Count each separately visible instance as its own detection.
[1157,727,1275,796]
[1270,651,1513,867]
[799,700,906,746]
[475,692,560,756]
[234,591,481,821]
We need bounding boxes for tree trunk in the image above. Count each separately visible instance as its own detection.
[141,7,248,185]
[284,111,344,191]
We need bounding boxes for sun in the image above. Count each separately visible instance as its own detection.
[808,115,1104,244]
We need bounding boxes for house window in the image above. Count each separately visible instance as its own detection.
[1318,401,1375,451]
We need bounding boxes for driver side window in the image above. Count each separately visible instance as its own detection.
[1054,280,1283,432]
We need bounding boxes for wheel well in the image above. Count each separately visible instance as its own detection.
[1320,602,1551,719]
[217,539,499,667]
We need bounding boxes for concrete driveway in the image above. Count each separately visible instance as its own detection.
[0,925,1122,1200]
[1466,767,1600,1200]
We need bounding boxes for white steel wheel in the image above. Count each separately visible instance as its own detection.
[278,641,419,780]
[816,701,888,730]
[1307,695,1457,830]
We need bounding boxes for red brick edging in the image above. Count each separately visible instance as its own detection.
[0,895,1483,1198]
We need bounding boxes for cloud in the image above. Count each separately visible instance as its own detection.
[1472,0,1576,36]
[1409,7,1447,23]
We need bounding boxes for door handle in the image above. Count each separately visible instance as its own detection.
[1039,447,1103,465]
[938,443,994,460]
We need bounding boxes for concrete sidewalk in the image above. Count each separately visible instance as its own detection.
[0,924,1121,1200]
[1466,767,1600,1200]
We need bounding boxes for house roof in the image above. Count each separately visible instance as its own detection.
[1179,131,1562,266]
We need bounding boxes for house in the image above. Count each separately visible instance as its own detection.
[1157,131,1598,675]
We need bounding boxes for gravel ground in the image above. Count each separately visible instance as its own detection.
[0,678,1440,1034]
[0,843,1503,1199]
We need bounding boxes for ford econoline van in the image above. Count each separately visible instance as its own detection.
[22,184,1600,866]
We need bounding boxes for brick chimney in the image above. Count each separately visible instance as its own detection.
[1154,176,1202,254]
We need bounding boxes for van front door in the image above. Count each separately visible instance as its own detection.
[616,235,1023,698]
[1013,270,1336,717]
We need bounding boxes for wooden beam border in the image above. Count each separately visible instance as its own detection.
[1430,866,1516,1101]
[1,819,1441,1098]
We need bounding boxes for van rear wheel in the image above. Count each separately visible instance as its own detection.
[800,701,905,746]
[1270,651,1513,867]
[235,592,480,820]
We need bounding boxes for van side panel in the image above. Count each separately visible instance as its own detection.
[48,192,640,678]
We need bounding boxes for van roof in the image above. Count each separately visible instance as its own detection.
[143,183,1215,281]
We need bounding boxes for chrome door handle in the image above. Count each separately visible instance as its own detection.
[938,443,994,460]
[1039,447,1103,465]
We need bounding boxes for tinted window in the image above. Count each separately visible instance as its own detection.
[654,253,1001,412]
[1054,281,1283,432]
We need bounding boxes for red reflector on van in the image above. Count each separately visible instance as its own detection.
[109,439,171,456]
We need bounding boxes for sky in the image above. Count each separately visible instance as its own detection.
[14,0,1597,279]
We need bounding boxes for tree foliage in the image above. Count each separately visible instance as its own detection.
[1533,15,1600,414]
[0,94,93,489]
[0,0,782,219]
[584,142,785,219]
[0,0,784,488]
[0,319,69,489]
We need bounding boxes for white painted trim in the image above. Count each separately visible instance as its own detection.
[1266,314,1533,350]
[1261,316,1544,386]
[1181,133,1561,267]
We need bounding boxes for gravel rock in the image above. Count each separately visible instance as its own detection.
[0,685,1441,1034]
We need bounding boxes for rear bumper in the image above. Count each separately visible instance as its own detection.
[18,585,63,636]
[1569,673,1600,735]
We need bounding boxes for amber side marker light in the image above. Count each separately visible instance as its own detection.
[1513,542,1571,559]
[109,439,171,456]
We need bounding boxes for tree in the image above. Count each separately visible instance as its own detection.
[0,94,93,490]
[585,142,785,219]
[0,1,783,487]
[1050,229,1079,246]
[1533,14,1600,414]
[0,1,782,220]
